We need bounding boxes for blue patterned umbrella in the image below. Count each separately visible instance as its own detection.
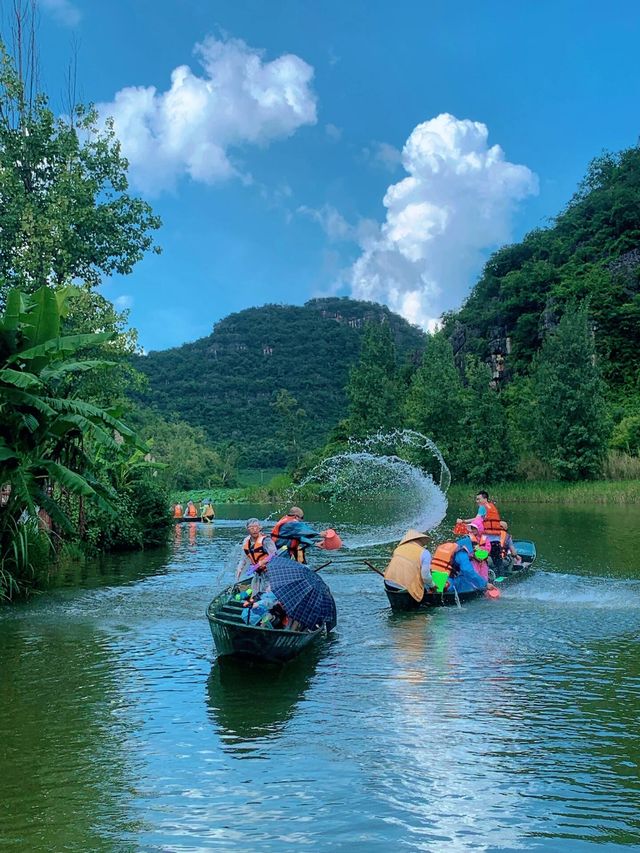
[264,557,337,631]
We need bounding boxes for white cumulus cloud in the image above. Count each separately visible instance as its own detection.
[41,0,81,27]
[99,35,317,194]
[350,113,538,327]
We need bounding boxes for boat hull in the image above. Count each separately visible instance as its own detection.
[207,586,329,663]
[385,539,537,611]
[174,516,214,523]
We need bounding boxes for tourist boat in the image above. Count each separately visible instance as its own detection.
[206,583,336,663]
[174,516,214,523]
[384,540,537,611]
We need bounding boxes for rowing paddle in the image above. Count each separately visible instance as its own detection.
[363,560,385,577]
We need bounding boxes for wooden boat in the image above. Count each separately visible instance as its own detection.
[206,583,334,663]
[173,516,214,523]
[385,540,537,611]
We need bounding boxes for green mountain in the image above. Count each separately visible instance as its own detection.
[135,297,426,466]
[445,146,640,395]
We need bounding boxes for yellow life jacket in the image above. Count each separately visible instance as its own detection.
[384,541,425,602]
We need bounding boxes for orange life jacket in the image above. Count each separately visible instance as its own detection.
[431,542,458,574]
[271,514,297,541]
[271,515,305,562]
[173,505,183,518]
[243,534,270,566]
[499,529,509,556]
[470,532,489,558]
[483,501,501,535]
[186,504,197,517]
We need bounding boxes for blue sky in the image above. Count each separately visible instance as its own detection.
[36,0,640,351]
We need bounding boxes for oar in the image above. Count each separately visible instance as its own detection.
[313,561,332,573]
[363,560,385,577]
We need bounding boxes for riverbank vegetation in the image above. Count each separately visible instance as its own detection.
[0,19,171,599]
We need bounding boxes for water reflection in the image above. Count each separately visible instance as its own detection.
[205,652,320,749]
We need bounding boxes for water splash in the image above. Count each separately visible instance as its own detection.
[291,448,448,549]
[348,429,451,493]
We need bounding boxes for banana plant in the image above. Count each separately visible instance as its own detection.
[0,285,147,597]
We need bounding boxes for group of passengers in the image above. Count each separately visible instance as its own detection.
[173,499,216,521]
[384,491,521,600]
[235,506,336,581]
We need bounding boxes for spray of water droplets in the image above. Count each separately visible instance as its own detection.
[288,431,449,549]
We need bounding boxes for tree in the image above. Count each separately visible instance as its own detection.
[0,36,161,296]
[0,286,145,597]
[531,303,609,480]
[272,388,308,467]
[345,320,403,439]
[404,331,467,476]
[457,358,515,483]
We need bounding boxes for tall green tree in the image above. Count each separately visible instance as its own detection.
[531,303,609,480]
[404,331,467,476]
[0,37,161,296]
[272,388,308,467]
[345,320,403,439]
[457,358,515,483]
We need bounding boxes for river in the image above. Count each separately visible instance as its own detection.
[1,504,639,851]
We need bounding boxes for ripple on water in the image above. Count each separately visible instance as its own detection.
[2,516,640,851]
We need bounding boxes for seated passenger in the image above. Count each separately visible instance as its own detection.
[383,530,432,603]
[457,490,502,541]
[236,518,277,583]
[201,500,216,522]
[431,541,488,594]
[173,503,183,518]
[490,520,520,571]
[184,500,198,518]
[455,517,490,581]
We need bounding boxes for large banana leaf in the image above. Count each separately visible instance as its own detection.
[21,287,60,347]
[40,460,96,497]
[40,360,116,382]
[0,368,43,390]
[7,332,115,368]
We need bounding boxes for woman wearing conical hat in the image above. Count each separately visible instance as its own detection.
[383,530,434,603]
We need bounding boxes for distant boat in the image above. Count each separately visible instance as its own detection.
[385,540,537,611]
[173,516,214,523]
[207,582,336,663]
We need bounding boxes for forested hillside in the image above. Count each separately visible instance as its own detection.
[135,297,425,466]
[445,147,640,395]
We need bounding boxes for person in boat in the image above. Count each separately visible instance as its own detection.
[432,540,490,595]
[201,499,216,523]
[455,517,490,581]
[271,506,327,563]
[383,530,434,603]
[184,500,198,519]
[173,503,183,519]
[457,491,501,540]
[489,520,520,571]
[236,518,277,582]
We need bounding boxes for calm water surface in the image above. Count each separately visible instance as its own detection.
[1,504,639,852]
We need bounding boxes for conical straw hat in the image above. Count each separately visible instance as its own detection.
[398,529,429,546]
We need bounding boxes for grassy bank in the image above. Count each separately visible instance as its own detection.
[171,478,640,510]
[449,480,640,505]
